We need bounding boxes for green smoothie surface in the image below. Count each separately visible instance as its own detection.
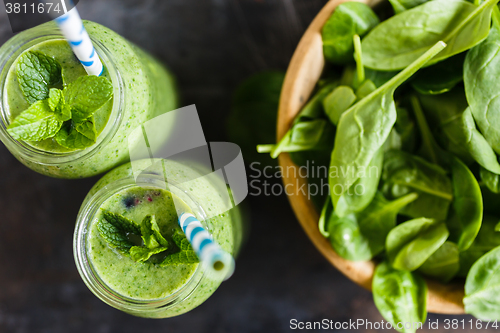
[88,186,199,300]
[4,39,113,153]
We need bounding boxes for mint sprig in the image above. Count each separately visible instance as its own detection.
[8,51,113,149]
[160,229,199,265]
[101,210,140,234]
[97,210,200,266]
[6,99,63,141]
[63,75,113,122]
[97,219,134,254]
[17,51,62,104]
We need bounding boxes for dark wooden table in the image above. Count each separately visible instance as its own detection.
[0,1,488,332]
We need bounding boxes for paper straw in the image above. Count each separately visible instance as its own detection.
[178,213,235,280]
[51,3,103,76]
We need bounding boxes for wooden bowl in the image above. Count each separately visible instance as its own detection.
[277,0,465,314]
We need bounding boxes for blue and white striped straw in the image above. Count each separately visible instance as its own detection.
[51,3,103,76]
[178,213,235,280]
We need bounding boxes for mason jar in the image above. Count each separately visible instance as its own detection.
[74,159,244,318]
[0,21,178,178]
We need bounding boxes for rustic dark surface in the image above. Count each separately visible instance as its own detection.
[0,1,493,332]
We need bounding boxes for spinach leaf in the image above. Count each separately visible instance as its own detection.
[464,7,500,154]
[464,246,500,320]
[418,89,500,172]
[362,0,499,70]
[386,217,449,271]
[418,241,460,283]
[258,82,337,158]
[382,150,453,221]
[322,86,356,125]
[318,195,334,237]
[388,0,428,14]
[447,156,483,251]
[481,167,500,193]
[333,148,383,217]
[329,42,446,216]
[327,192,418,261]
[353,68,399,89]
[322,2,380,64]
[372,261,427,333]
[385,107,416,153]
[410,52,466,95]
[459,215,500,277]
[411,95,482,251]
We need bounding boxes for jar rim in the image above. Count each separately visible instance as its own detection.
[73,173,208,315]
[0,22,125,165]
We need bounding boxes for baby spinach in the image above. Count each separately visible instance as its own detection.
[447,156,483,251]
[464,246,500,320]
[333,148,383,217]
[372,261,427,333]
[481,167,500,193]
[411,95,483,251]
[322,86,356,125]
[327,192,418,261]
[418,241,460,283]
[381,151,453,221]
[459,215,500,277]
[386,217,449,271]
[322,2,379,64]
[410,53,466,95]
[362,0,499,70]
[417,89,500,175]
[388,0,428,14]
[329,42,445,215]
[257,82,337,158]
[464,6,500,154]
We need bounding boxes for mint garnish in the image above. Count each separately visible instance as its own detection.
[6,100,63,141]
[130,245,168,263]
[63,76,113,122]
[101,210,140,234]
[8,51,113,149]
[55,118,97,149]
[160,229,199,265]
[48,88,71,121]
[97,211,199,265]
[141,215,169,248]
[17,51,62,104]
[97,219,134,254]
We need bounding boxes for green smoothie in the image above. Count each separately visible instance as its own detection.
[89,187,199,300]
[76,159,242,318]
[0,21,178,178]
[4,39,113,153]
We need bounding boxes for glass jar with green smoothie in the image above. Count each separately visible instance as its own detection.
[74,159,244,318]
[0,21,177,178]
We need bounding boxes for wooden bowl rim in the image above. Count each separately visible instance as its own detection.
[277,0,465,314]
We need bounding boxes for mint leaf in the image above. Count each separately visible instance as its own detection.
[100,210,140,234]
[97,219,134,254]
[160,250,199,265]
[55,117,97,149]
[7,100,62,141]
[172,228,196,251]
[130,245,168,263]
[140,215,169,249]
[150,216,169,247]
[64,76,113,122]
[160,229,199,265]
[17,51,62,104]
[48,88,71,121]
[141,215,160,249]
